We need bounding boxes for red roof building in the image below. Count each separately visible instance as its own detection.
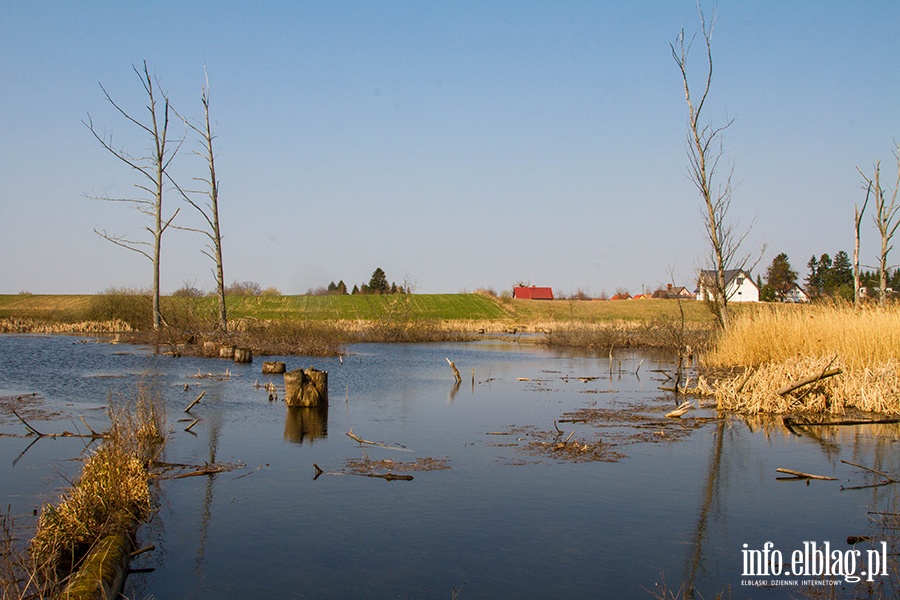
[513,286,554,300]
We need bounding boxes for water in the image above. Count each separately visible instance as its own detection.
[1,335,897,599]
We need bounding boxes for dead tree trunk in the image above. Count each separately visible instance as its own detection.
[284,368,329,407]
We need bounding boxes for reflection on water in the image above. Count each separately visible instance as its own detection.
[1,336,898,599]
[283,406,328,444]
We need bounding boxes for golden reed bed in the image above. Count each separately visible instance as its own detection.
[706,303,900,414]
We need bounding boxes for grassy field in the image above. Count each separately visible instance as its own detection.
[0,292,719,328]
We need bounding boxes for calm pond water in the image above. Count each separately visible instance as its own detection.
[1,335,898,599]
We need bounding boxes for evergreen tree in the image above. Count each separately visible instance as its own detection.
[818,253,834,296]
[765,253,798,300]
[368,268,389,294]
[337,280,348,295]
[831,251,854,300]
[805,256,820,299]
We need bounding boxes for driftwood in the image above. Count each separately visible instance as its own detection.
[839,459,900,490]
[665,401,693,418]
[777,368,842,395]
[446,358,462,383]
[345,427,411,451]
[776,467,837,481]
[184,390,205,413]
[11,409,104,440]
[154,461,245,480]
[184,419,200,433]
[312,463,414,482]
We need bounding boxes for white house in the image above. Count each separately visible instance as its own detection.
[782,284,809,303]
[696,269,759,303]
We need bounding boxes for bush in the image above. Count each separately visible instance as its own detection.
[83,287,153,330]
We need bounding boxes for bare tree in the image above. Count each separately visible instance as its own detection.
[853,181,870,307]
[671,4,754,330]
[858,149,900,306]
[173,68,228,332]
[85,61,182,330]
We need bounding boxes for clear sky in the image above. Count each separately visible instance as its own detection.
[2,1,899,296]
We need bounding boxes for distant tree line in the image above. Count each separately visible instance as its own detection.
[759,251,900,302]
[307,268,409,296]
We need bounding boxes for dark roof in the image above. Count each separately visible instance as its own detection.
[697,269,756,288]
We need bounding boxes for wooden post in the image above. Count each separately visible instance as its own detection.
[233,348,252,363]
[219,345,235,359]
[284,368,328,407]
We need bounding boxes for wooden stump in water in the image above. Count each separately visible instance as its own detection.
[284,368,329,407]
[233,348,252,363]
[219,345,235,359]
[262,361,286,374]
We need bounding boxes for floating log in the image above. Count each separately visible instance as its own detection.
[777,368,842,395]
[776,467,837,481]
[219,345,235,359]
[62,524,135,600]
[233,348,252,363]
[262,361,286,374]
[284,367,328,407]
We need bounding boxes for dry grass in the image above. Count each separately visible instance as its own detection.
[705,302,900,369]
[24,385,166,594]
[707,303,900,414]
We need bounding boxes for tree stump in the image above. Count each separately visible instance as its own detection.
[219,345,235,359]
[284,368,328,407]
[233,348,252,363]
[262,361,286,374]
[203,341,218,356]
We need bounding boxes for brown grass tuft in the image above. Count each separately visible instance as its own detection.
[26,384,166,593]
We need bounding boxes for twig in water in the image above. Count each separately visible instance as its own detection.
[775,467,837,481]
[11,408,43,437]
[345,427,411,451]
[184,390,205,412]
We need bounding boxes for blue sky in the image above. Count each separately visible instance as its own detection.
[2,1,899,296]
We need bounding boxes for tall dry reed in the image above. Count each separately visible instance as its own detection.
[708,303,900,414]
[705,302,900,370]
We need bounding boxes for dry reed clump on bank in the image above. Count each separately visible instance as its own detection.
[26,386,166,594]
[546,319,714,352]
[0,317,133,334]
[707,303,900,415]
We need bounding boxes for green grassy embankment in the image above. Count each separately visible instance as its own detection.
[0,292,717,329]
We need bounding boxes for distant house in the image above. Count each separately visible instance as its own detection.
[696,269,759,303]
[609,292,632,301]
[513,286,554,300]
[632,293,652,300]
[652,284,694,299]
[782,284,809,303]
